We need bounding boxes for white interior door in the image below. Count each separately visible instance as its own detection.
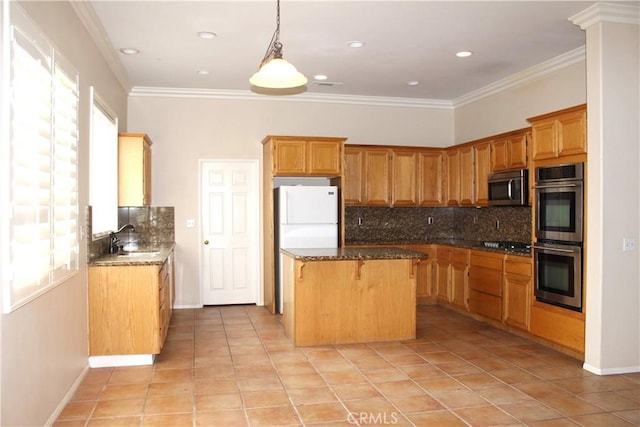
[200,160,258,305]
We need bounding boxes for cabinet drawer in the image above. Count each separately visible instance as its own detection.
[505,258,532,276]
[450,250,468,265]
[470,252,503,270]
[469,290,502,321]
[469,266,502,296]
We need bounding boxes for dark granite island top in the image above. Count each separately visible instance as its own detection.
[280,246,427,261]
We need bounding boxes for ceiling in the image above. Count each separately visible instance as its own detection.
[88,1,600,101]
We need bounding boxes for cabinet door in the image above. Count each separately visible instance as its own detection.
[308,140,342,176]
[557,110,587,157]
[364,149,392,205]
[445,149,460,205]
[118,133,152,206]
[143,141,152,205]
[435,247,450,302]
[418,151,444,206]
[508,133,529,169]
[408,245,435,301]
[459,146,474,206]
[392,150,418,206]
[491,138,509,172]
[450,249,469,308]
[531,119,557,161]
[503,256,532,331]
[474,142,491,206]
[344,147,364,205]
[273,140,306,175]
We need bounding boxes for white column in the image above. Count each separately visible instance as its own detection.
[570,2,640,374]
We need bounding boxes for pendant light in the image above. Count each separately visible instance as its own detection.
[249,0,307,89]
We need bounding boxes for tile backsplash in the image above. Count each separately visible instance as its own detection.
[345,206,531,245]
[86,206,175,261]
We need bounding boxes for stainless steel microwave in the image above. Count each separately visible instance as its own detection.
[488,169,529,206]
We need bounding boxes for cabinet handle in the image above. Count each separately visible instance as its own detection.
[203,240,209,245]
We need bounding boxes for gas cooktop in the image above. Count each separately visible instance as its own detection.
[480,241,531,253]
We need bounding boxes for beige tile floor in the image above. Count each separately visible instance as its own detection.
[56,305,639,426]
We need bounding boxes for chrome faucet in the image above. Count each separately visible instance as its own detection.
[109,224,136,254]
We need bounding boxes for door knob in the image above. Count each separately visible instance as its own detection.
[204,240,209,245]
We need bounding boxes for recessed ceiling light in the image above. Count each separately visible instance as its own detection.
[314,75,328,81]
[346,41,364,48]
[197,31,217,39]
[119,48,140,55]
[407,80,420,86]
[196,69,210,75]
[456,51,473,58]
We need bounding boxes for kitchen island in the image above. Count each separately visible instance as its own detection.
[281,247,426,346]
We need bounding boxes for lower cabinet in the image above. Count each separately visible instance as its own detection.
[89,254,174,356]
[406,244,435,304]
[468,251,504,321]
[503,255,532,331]
[435,246,469,309]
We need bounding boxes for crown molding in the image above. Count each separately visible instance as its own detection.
[69,0,131,93]
[570,2,640,30]
[452,46,586,108]
[128,87,454,109]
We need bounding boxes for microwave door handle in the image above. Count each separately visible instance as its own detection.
[507,180,513,199]
[532,245,576,253]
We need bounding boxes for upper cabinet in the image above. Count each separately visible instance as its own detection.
[344,146,444,207]
[264,136,346,176]
[491,129,529,172]
[528,104,587,161]
[473,141,492,206]
[418,150,445,206]
[445,145,474,206]
[118,133,152,206]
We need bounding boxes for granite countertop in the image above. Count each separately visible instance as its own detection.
[88,243,175,266]
[345,239,531,257]
[281,247,428,261]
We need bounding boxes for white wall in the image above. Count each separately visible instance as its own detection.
[1,2,128,425]
[128,96,453,306]
[454,61,587,143]
[580,14,640,374]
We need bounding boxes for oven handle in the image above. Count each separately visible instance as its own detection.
[533,183,579,189]
[531,245,577,253]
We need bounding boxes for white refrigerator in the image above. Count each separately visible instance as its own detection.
[274,185,338,313]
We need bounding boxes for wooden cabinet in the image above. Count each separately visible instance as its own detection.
[363,148,392,205]
[418,150,445,206]
[473,142,492,206]
[88,253,175,356]
[118,133,152,206]
[529,104,587,161]
[492,130,529,172]
[343,147,364,204]
[264,135,345,176]
[282,255,417,346]
[468,251,504,321]
[344,146,424,207]
[435,246,469,309]
[503,255,532,331]
[445,146,474,206]
[407,245,435,303]
[392,150,419,206]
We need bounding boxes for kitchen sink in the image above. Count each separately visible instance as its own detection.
[117,251,160,257]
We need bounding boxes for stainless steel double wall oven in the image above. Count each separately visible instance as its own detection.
[533,163,584,311]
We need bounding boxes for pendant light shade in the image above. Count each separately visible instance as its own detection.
[250,57,307,89]
[249,0,307,89]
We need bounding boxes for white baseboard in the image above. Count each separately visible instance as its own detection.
[89,354,155,368]
[44,364,90,427]
[173,304,203,309]
[583,362,640,375]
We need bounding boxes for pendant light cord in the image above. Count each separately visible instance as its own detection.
[258,0,283,66]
